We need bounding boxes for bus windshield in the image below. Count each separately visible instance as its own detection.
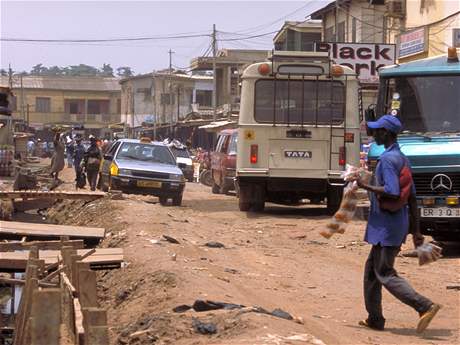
[254,79,345,125]
[382,76,460,133]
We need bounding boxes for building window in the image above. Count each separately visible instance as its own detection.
[337,21,346,42]
[87,100,109,114]
[301,32,321,51]
[325,26,335,42]
[117,99,121,114]
[286,30,296,51]
[35,97,51,112]
[65,99,84,115]
[195,90,212,107]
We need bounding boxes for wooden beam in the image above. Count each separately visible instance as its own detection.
[30,289,61,345]
[78,269,98,308]
[0,190,106,201]
[0,277,57,288]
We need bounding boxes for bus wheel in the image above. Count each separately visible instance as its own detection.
[252,184,265,212]
[238,185,251,211]
[327,185,343,215]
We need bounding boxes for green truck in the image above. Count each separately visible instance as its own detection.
[367,49,460,242]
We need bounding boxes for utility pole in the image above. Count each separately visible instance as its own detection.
[26,104,30,128]
[169,49,174,137]
[335,0,340,42]
[20,74,25,123]
[152,72,157,141]
[212,24,217,121]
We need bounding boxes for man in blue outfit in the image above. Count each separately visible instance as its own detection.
[356,115,441,333]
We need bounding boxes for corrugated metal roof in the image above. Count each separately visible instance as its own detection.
[0,76,121,91]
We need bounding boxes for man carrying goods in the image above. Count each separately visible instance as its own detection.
[355,115,441,333]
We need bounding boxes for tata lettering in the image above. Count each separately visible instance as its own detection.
[315,43,396,83]
[284,151,312,158]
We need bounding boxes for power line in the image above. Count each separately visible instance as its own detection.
[1,32,210,43]
[218,30,279,42]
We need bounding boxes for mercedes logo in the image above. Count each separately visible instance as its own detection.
[431,174,453,192]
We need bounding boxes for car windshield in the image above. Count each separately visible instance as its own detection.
[170,147,190,159]
[382,76,460,133]
[117,142,176,165]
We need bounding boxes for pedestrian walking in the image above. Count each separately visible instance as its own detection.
[73,136,86,188]
[84,135,102,191]
[355,115,441,333]
[65,136,75,168]
[50,132,65,181]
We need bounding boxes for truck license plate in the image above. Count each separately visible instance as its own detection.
[137,180,162,188]
[420,207,460,218]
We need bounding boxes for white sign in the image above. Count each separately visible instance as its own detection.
[315,42,396,84]
[398,28,428,58]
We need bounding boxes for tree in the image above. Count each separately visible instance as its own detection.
[30,64,47,75]
[0,69,7,76]
[68,64,99,76]
[100,63,114,77]
[116,67,134,78]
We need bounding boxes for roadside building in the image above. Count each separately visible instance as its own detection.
[273,20,322,51]
[119,72,213,142]
[189,49,269,110]
[396,0,460,62]
[0,75,121,139]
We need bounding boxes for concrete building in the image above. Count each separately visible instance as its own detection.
[0,75,121,137]
[190,49,269,108]
[119,72,213,130]
[396,0,460,62]
[273,20,322,51]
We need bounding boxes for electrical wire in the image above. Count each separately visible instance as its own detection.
[1,32,211,43]
[218,30,279,42]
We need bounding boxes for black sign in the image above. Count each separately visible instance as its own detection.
[286,129,312,138]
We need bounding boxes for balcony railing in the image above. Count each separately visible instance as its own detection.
[12,111,121,125]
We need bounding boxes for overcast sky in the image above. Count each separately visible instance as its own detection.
[1,0,328,75]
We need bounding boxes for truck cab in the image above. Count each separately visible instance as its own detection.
[367,48,460,241]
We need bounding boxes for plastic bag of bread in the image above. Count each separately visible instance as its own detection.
[320,165,372,239]
[417,243,442,266]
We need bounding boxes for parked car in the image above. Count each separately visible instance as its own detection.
[211,129,237,194]
[99,138,186,206]
[168,140,194,182]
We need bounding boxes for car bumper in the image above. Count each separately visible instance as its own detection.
[111,176,185,196]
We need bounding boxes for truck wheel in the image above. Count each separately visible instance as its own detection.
[212,182,220,194]
[251,184,265,212]
[238,185,251,211]
[172,193,183,206]
[159,196,168,206]
[327,185,343,215]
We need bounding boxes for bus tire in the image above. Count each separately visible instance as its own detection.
[252,184,265,212]
[327,185,343,215]
[238,185,251,211]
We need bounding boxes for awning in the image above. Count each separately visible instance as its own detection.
[198,120,236,132]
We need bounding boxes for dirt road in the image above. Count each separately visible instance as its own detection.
[46,168,460,345]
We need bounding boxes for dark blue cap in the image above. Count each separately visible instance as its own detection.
[367,115,402,134]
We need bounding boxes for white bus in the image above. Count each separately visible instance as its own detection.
[236,51,361,213]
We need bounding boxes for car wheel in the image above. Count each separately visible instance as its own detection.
[172,193,183,206]
[212,182,220,194]
[159,196,168,206]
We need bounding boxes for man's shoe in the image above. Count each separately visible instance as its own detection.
[416,304,441,334]
[359,319,385,331]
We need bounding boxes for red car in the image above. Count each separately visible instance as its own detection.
[211,129,237,194]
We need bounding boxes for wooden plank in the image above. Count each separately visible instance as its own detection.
[0,248,124,271]
[0,239,84,252]
[82,308,109,345]
[0,221,105,239]
[0,190,105,201]
[30,289,61,345]
[78,269,98,308]
[86,326,109,345]
[0,277,57,288]
[73,298,85,345]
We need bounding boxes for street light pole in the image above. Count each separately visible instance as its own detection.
[212,24,217,121]
[169,49,174,138]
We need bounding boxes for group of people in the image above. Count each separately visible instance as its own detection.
[50,132,104,191]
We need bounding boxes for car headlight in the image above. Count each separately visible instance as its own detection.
[170,173,182,181]
[110,162,119,176]
[118,169,132,176]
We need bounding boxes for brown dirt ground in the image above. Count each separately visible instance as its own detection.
[45,167,460,345]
